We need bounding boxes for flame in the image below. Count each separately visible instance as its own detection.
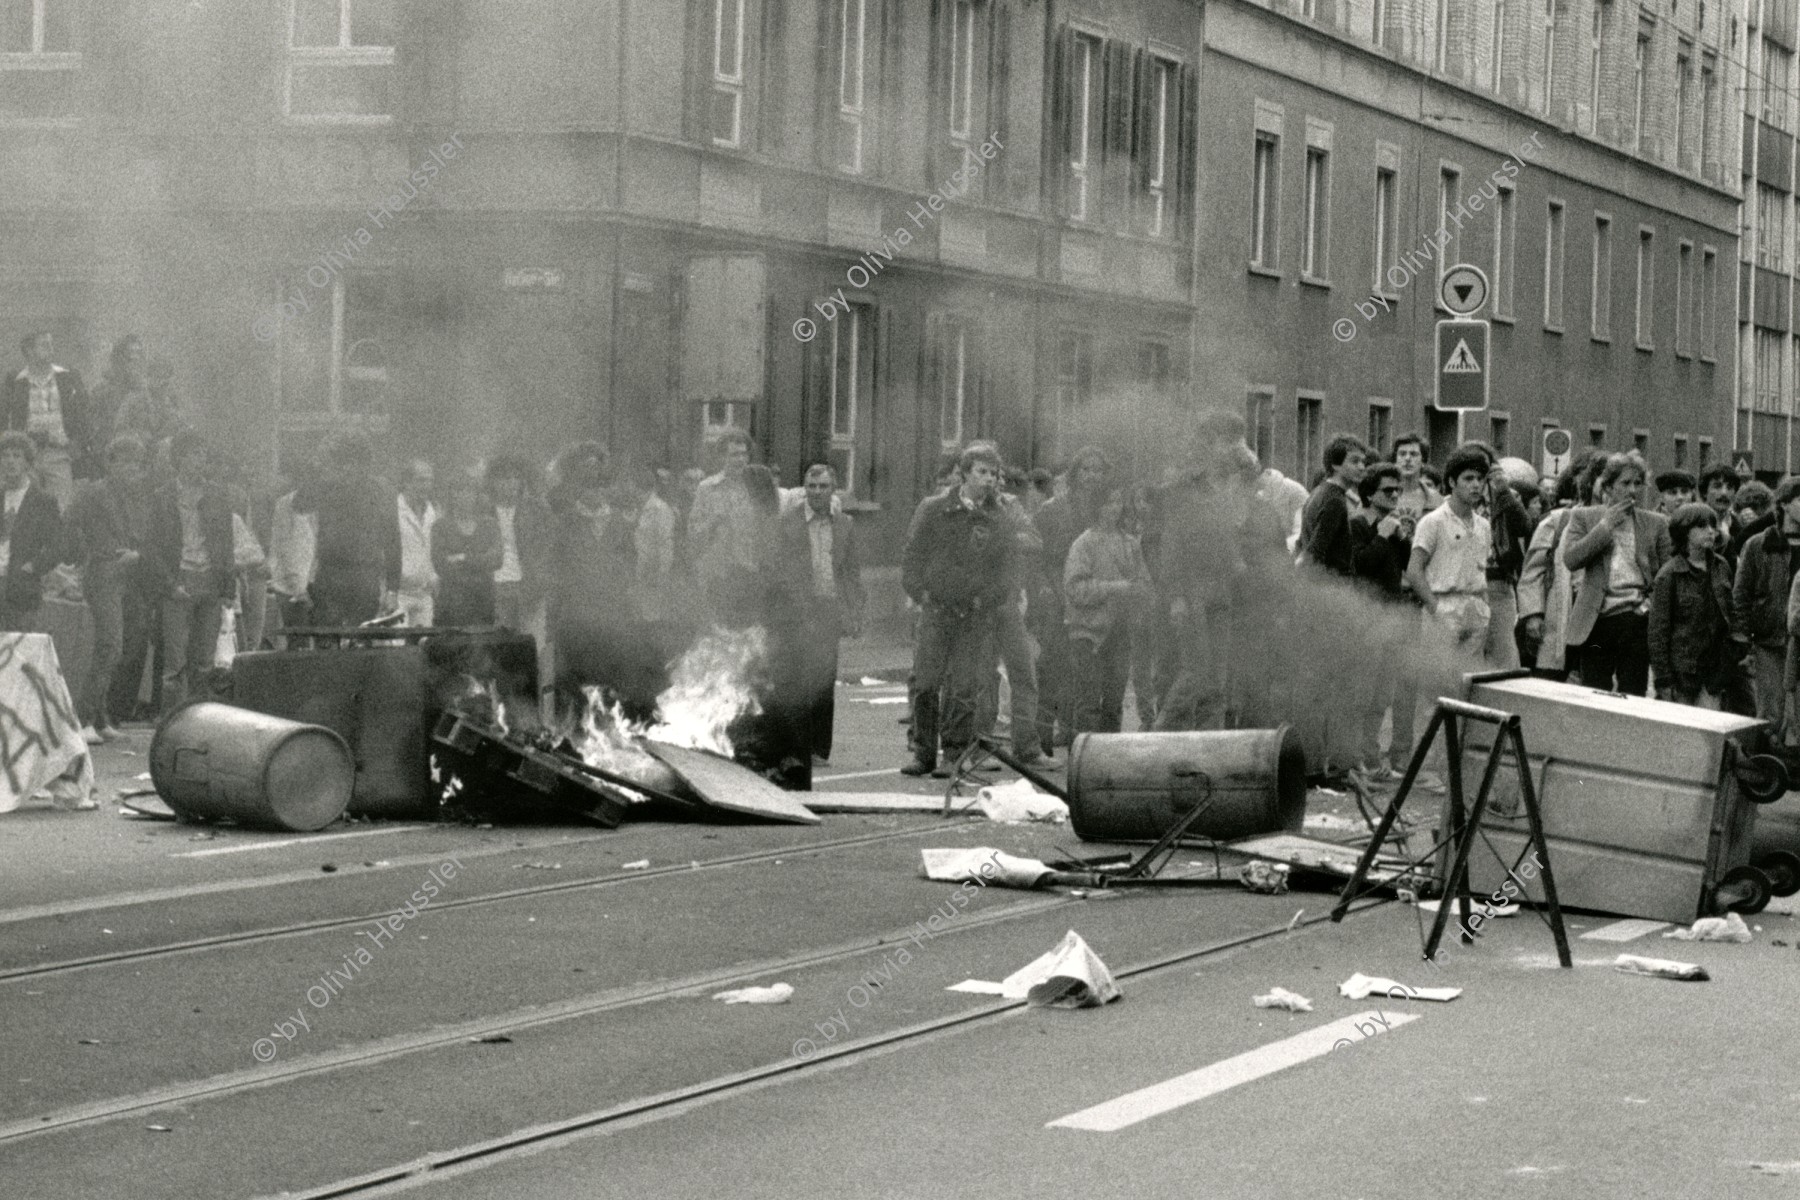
[456,674,511,737]
[567,626,769,779]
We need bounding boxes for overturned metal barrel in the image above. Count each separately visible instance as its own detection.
[151,702,355,832]
[1066,728,1307,843]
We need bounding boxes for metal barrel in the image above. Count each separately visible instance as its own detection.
[150,702,355,832]
[1066,728,1307,843]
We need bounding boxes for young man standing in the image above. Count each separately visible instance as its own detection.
[1562,454,1672,696]
[1406,447,1496,656]
[1299,435,1370,578]
[1656,470,1698,517]
[1351,464,1418,780]
[900,443,1013,778]
[1732,476,1800,723]
[69,436,148,741]
[395,458,438,626]
[0,432,63,633]
[687,429,759,624]
[781,462,865,763]
[4,332,90,511]
[152,433,232,714]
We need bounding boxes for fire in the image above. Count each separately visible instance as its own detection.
[457,675,512,736]
[569,626,769,774]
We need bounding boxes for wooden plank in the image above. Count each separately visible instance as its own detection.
[803,792,945,814]
[642,741,821,825]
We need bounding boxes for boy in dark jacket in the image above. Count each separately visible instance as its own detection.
[1652,504,1736,706]
[150,433,233,714]
[1351,463,1418,779]
[0,431,64,632]
[899,443,1013,776]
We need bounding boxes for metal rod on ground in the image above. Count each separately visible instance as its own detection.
[974,736,1070,800]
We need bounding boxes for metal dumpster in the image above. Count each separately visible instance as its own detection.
[1445,674,1789,924]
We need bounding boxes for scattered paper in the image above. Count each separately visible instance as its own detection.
[621,860,650,870]
[1338,973,1462,1002]
[1420,898,1518,917]
[1252,987,1313,1012]
[921,847,1053,889]
[974,779,1069,825]
[1302,812,1361,832]
[1613,954,1710,981]
[1239,860,1290,894]
[713,983,794,1005]
[1664,913,1752,943]
[999,930,1121,1008]
[947,979,1008,995]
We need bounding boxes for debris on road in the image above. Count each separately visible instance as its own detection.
[1003,930,1121,1008]
[471,1034,514,1044]
[713,983,794,1005]
[974,779,1069,825]
[921,847,1053,889]
[1613,954,1710,981]
[1238,860,1290,894]
[515,862,563,870]
[621,860,650,870]
[1252,987,1313,1012]
[1339,973,1462,1002]
[1663,913,1752,943]
[1420,897,1517,917]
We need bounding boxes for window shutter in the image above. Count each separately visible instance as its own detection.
[684,0,710,143]
[1131,48,1154,235]
[816,0,842,168]
[927,0,950,187]
[1174,61,1197,241]
[1103,39,1135,224]
[985,0,1012,201]
[758,0,787,153]
[801,303,830,466]
[1049,24,1074,216]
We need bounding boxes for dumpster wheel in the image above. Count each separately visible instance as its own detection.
[1714,865,1773,915]
[1753,850,1800,898]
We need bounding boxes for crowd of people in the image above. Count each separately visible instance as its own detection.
[899,414,1795,786]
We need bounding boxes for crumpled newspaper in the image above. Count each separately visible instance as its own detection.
[921,847,1053,889]
[974,778,1069,825]
[999,930,1122,1008]
[713,983,794,1004]
[1238,860,1291,894]
[1614,954,1709,981]
[1663,912,1752,943]
[1339,973,1462,1002]
[1252,987,1313,1012]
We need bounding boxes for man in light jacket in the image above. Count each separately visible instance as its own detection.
[1561,453,1672,696]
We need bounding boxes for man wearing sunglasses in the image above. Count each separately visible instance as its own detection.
[1351,463,1418,782]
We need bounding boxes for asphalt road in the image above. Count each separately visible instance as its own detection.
[4,677,1799,1199]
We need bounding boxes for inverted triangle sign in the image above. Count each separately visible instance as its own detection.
[1443,339,1481,373]
[1453,283,1474,303]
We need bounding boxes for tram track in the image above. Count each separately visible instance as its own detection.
[0,821,976,983]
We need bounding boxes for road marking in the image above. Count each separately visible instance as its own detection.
[814,767,904,783]
[171,825,431,858]
[1579,919,1671,942]
[1048,1011,1421,1132]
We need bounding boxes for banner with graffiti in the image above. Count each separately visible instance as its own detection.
[0,633,95,813]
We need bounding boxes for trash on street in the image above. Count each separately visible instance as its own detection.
[1252,987,1313,1012]
[920,847,1053,889]
[712,983,794,1004]
[1339,972,1462,1002]
[1613,954,1710,981]
[1663,913,1753,943]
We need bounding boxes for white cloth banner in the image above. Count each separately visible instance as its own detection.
[0,633,95,813]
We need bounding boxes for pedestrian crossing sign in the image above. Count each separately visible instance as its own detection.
[1434,319,1490,411]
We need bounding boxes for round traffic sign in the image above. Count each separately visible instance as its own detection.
[1544,428,1573,456]
[1440,264,1489,315]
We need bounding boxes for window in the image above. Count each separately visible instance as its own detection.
[1368,402,1392,457]
[828,302,876,497]
[1698,437,1713,467]
[1673,435,1688,468]
[1490,413,1510,455]
[1588,425,1607,448]
[1633,430,1649,457]
[1675,51,1691,167]
[1142,56,1176,238]
[1635,228,1654,349]
[1251,132,1280,269]
[949,0,976,140]
[836,0,866,173]
[1699,247,1716,358]
[1436,0,1450,72]
[1302,146,1329,279]
[1764,37,1793,131]
[1634,32,1649,151]
[1438,166,1461,266]
[1700,61,1716,171]
[1587,4,1603,135]
[1493,185,1516,317]
[1067,32,1100,221]
[1054,332,1094,456]
[1756,329,1785,415]
[1374,167,1398,292]
[1541,0,1556,111]
[933,317,970,453]
[1247,389,1274,465]
[1544,199,1565,328]
[1372,0,1387,45]
[1296,395,1323,480]
[1758,185,1788,270]
[1591,214,1612,340]
[277,273,394,423]
[285,0,396,123]
[1676,241,1693,356]
[708,0,747,145]
[0,0,78,122]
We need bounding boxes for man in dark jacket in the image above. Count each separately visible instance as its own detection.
[69,435,148,738]
[781,463,865,763]
[151,432,233,714]
[0,431,64,632]
[1732,476,1800,723]
[1030,446,1109,754]
[309,431,402,626]
[1350,464,1418,780]
[900,442,1013,777]
[1299,434,1369,577]
[4,332,91,509]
